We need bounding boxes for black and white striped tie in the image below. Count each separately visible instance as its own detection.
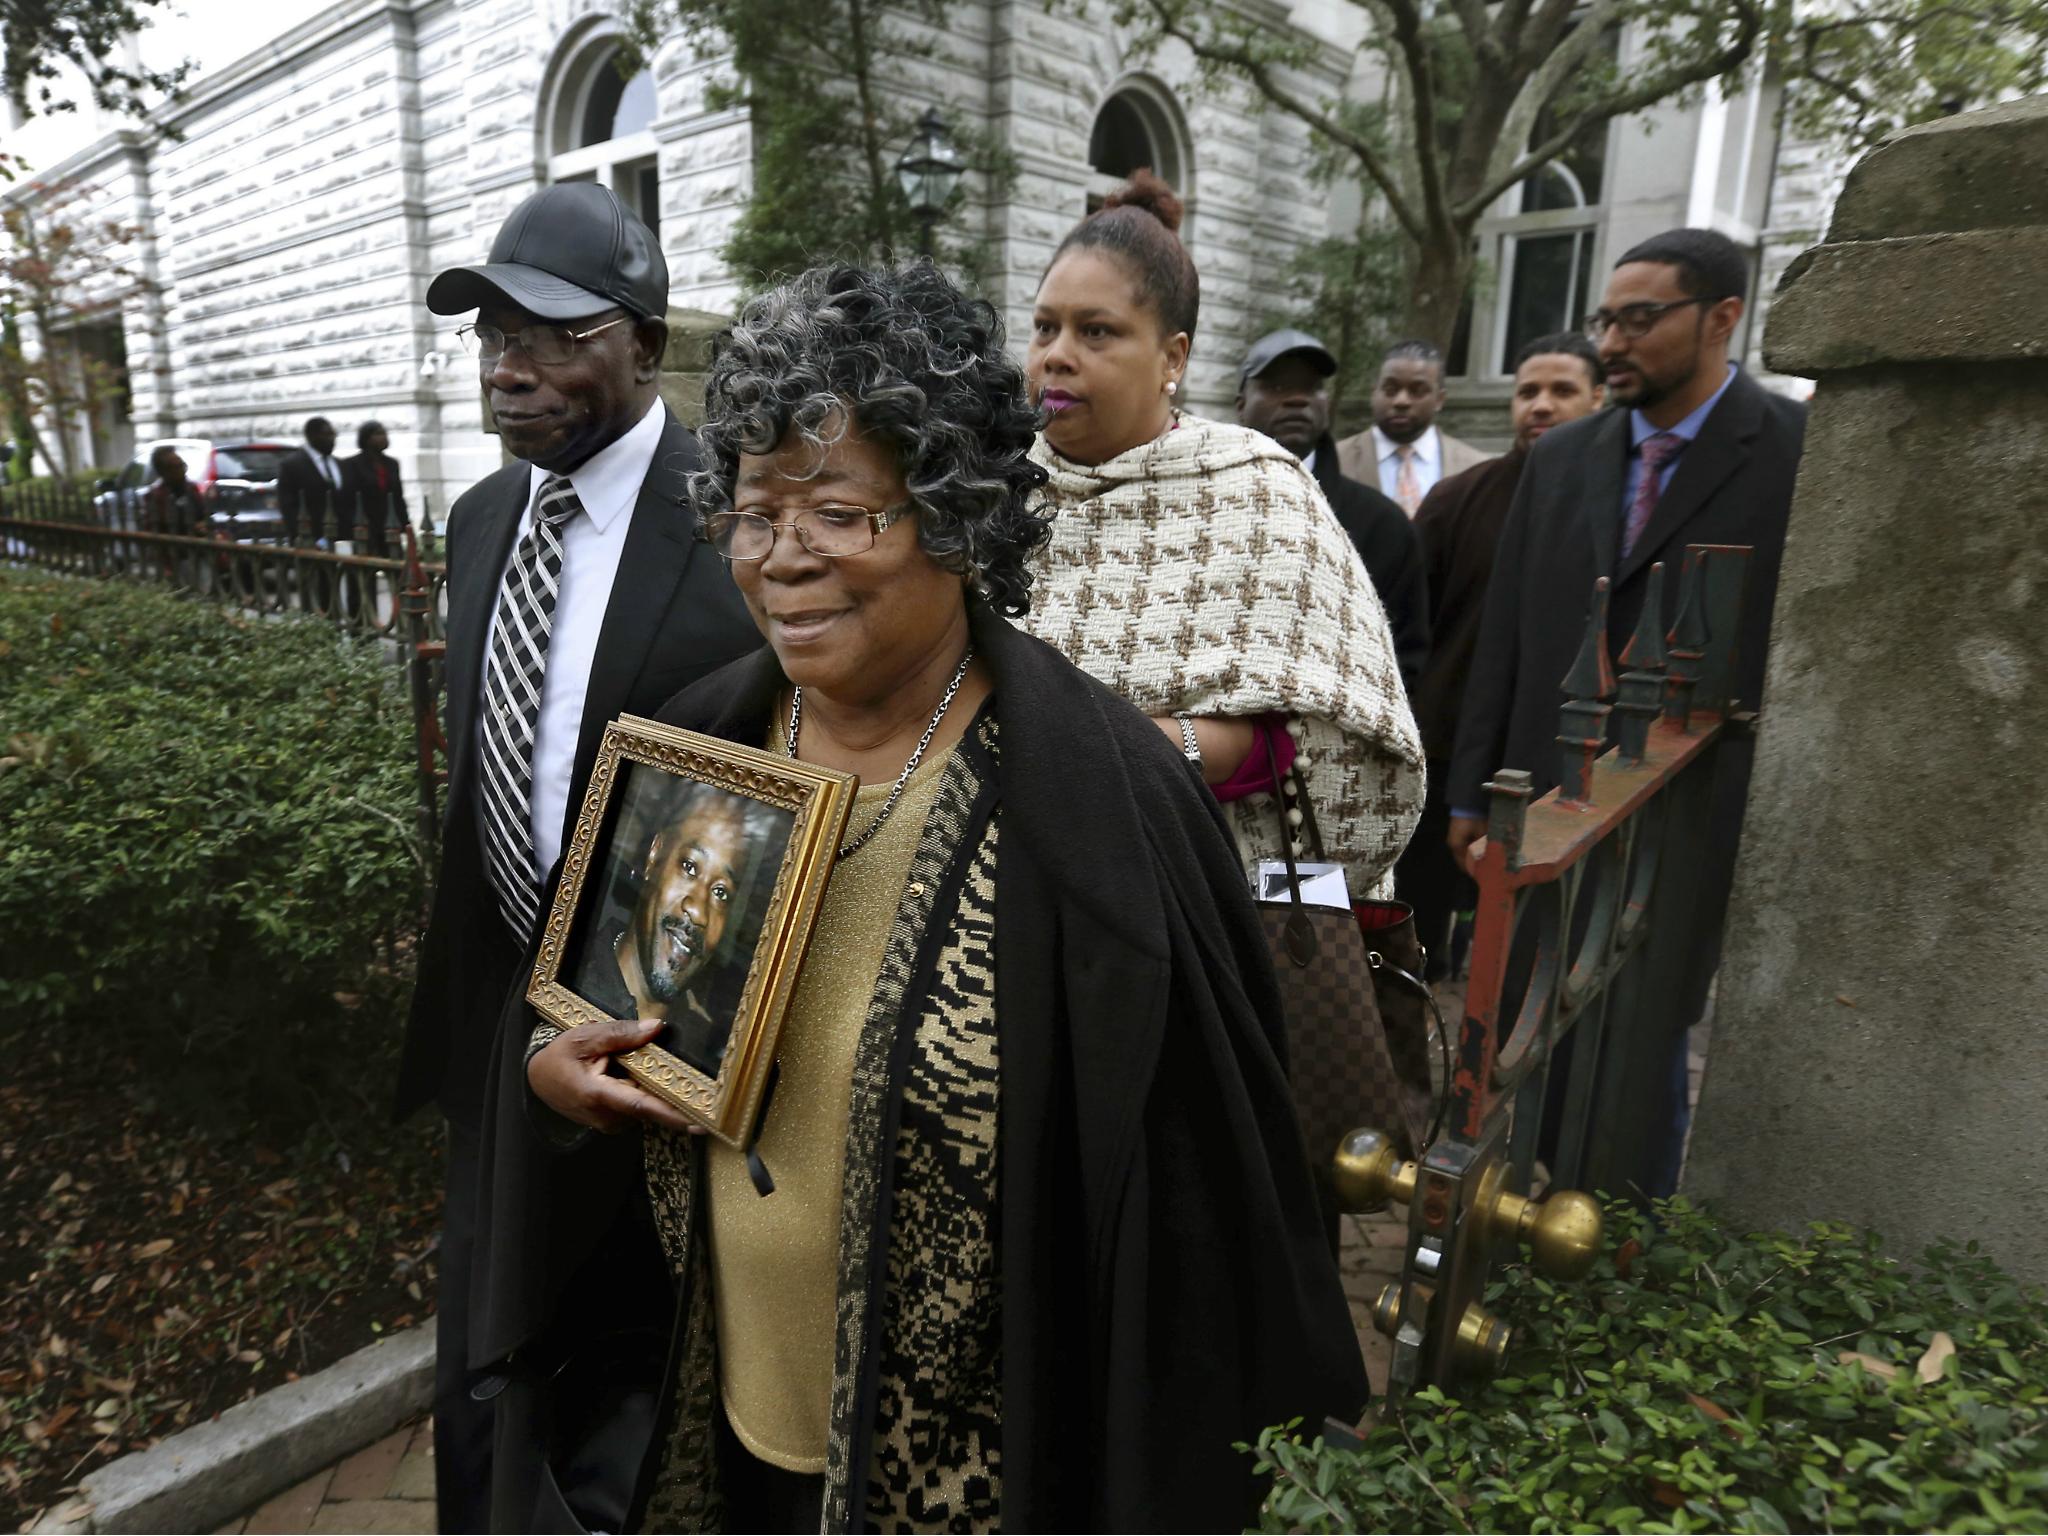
[478,474,582,940]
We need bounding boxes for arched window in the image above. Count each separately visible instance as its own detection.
[1083,82,1189,221]
[546,36,661,238]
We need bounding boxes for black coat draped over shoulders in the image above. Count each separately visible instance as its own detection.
[471,601,1367,1532]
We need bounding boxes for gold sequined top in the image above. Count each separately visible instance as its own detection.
[704,737,955,1475]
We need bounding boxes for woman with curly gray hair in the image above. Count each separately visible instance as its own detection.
[502,261,1366,1532]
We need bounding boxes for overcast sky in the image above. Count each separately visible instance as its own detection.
[9,0,335,176]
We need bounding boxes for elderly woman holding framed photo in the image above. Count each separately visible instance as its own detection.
[474,261,1365,1533]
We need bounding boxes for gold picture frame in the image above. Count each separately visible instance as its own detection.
[527,713,856,1148]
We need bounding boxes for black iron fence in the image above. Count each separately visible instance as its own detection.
[1,478,454,848]
[1337,543,1756,1398]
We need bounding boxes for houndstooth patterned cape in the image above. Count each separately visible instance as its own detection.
[1023,414,1425,895]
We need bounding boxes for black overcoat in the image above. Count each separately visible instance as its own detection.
[470,600,1370,1532]
[1448,367,1806,1012]
[1309,432,1430,691]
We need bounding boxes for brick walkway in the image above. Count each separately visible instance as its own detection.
[223,1419,433,1535]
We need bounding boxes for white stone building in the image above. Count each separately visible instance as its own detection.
[9,0,1827,514]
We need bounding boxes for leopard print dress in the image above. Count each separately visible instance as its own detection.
[637,712,1005,1534]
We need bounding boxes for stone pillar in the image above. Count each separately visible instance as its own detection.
[658,307,728,429]
[1683,97,2048,1280]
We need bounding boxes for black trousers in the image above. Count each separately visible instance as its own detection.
[717,1409,826,1533]
[437,1115,495,1533]
[1393,759,1472,981]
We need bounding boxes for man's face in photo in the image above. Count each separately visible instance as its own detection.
[632,795,749,1006]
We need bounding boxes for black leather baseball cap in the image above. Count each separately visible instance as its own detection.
[1240,327,1338,389]
[427,182,669,321]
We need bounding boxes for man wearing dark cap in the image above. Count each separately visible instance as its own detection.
[398,181,757,1532]
[1237,328,1429,689]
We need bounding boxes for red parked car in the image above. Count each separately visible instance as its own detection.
[95,438,296,539]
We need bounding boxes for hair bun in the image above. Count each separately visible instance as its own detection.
[1097,169,1184,235]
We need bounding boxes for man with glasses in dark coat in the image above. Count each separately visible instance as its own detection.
[1448,227,1806,1198]
[400,181,758,1531]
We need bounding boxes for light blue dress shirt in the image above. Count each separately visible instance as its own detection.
[1620,362,1737,519]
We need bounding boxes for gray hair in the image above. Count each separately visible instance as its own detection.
[687,262,1051,616]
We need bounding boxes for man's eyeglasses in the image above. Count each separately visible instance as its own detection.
[1582,297,1714,341]
[457,315,631,366]
[701,504,908,560]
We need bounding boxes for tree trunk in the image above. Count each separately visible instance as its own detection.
[1400,225,1475,355]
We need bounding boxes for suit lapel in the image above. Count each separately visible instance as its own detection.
[568,413,704,806]
[1581,410,1631,580]
[1616,371,1765,585]
[444,471,530,799]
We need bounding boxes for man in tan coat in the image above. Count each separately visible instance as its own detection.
[1335,339,1491,515]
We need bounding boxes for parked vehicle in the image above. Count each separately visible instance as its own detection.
[95,439,294,540]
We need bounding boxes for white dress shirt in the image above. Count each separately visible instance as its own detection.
[315,451,342,488]
[1371,423,1444,511]
[480,398,665,880]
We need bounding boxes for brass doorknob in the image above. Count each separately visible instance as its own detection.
[1485,1184,1603,1280]
[1453,1303,1512,1377]
[1333,1127,1417,1213]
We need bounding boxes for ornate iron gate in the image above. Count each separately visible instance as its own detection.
[1339,543,1755,1397]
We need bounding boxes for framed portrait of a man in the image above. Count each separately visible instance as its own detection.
[528,715,855,1147]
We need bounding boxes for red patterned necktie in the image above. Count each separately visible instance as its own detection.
[1622,432,1685,559]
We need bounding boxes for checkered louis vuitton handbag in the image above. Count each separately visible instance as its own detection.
[1256,758,1445,1195]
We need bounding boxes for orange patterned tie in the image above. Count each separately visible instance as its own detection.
[1394,442,1422,516]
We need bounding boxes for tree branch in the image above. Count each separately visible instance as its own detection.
[1381,0,1453,246]
[1134,0,1426,238]
[1480,0,1616,214]
[1457,0,1764,222]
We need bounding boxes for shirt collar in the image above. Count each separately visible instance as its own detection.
[1373,423,1440,471]
[1300,446,1318,474]
[1631,362,1737,449]
[525,398,666,533]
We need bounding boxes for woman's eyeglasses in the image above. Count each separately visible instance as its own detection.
[456,315,631,366]
[701,504,907,560]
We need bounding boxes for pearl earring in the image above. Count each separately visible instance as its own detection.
[1165,380,1178,396]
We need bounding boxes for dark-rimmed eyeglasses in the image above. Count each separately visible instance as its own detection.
[1582,298,1713,341]
[456,315,631,366]
[701,504,909,560]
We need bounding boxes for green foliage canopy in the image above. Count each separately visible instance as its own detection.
[1117,0,2048,348]
[626,0,1008,292]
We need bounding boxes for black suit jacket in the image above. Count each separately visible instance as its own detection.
[341,452,407,555]
[396,410,762,1127]
[276,446,343,543]
[1309,433,1430,691]
[1448,368,1805,1012]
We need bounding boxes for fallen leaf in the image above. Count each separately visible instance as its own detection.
[1839,1350,1899,1379]
[132,1238,173,1260]
[1835,994,1857,1007]
[234,1349,261,1364]
[1614,1237,1642,1280]
[46,1172,73,1195]
[1916,1331,1956,1384]
[89,1274,112,1295]
[1648,1478,1687,1508]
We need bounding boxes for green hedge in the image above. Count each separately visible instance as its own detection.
[0,573,427,1117]
[1254,1199,2048,1534]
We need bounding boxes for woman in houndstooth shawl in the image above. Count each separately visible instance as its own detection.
[1021,172,1424,895]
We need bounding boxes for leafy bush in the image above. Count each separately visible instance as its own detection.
[0,573,428,1119]
[1254,1199,2048,1534]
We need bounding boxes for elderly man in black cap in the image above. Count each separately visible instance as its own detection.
[399,182,758,1532]
[1237,328,1429,688]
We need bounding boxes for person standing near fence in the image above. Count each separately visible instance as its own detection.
[276,416,345,545]
[1395,332,1604,978]
[343,420,407,557]
[396,180,759,1533]
[1448,228,1806,1196]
